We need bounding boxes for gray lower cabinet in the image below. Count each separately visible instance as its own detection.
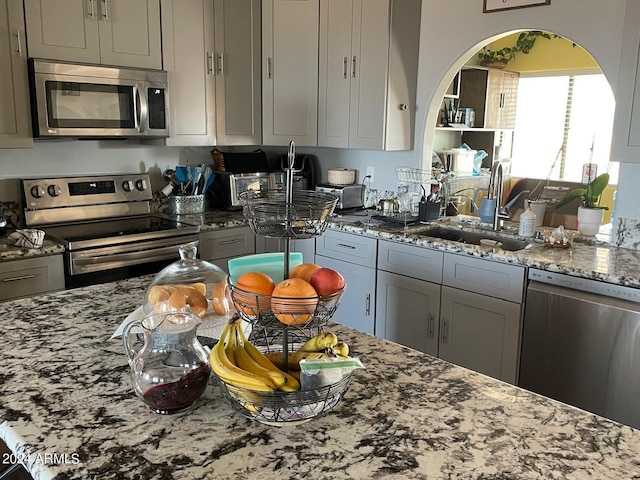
[441,253,525,384]
[0,255,64,301]
[315,230,377,334]
[375,270,440,356]
[439,285,521,383]
[375,239,525,384]
[199,226,255,272]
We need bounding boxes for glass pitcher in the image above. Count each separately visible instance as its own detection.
[123,311,210,415]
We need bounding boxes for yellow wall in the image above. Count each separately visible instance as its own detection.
[488,33,599,73]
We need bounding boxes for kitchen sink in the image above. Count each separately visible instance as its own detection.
[416,226,532,252]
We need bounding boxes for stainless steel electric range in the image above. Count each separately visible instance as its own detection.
[21,174,199,289]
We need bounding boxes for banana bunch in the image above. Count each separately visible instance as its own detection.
[210,320,300,393]
[264,331,351,371]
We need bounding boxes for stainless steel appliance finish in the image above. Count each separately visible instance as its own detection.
[28,59,170,138]
[520,269,640,429]
[22,174,198,288]
[315,183,365,210]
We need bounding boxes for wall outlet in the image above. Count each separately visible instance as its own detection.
[366,166,374,184]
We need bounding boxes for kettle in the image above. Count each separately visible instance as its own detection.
[376,198,400,214]
[470,188,530,223]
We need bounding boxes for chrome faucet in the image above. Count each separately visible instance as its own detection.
[487,160,510,230]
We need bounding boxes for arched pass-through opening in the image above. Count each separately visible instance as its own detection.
[424,30,616,188]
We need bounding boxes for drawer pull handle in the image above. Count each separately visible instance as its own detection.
[441,319,448,344]
[336,243,356,250]
[218,238,242,245]
[365,293,371,316]
[3,274,36,282]
[428,313,435,338]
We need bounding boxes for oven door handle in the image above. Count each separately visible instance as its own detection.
[72,245,180,267]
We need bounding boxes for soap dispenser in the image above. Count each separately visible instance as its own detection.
[519,201,536,237]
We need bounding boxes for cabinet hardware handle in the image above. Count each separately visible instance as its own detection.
[336,243,356,250]
[267,57,273,79]
[206,52,214,75]
[3,274,36,282]
[100,0,109,21]
[14,30,23,57]
[217,53,224,75]
[398,103,408,111]
[500,92,505,109]
[441,319,448,343]
[87,0,96,20]
[365,293,371,316]
[352,55,357,78]
[218,238,241,245]
[427,313,434,338]
[343,56,348,79]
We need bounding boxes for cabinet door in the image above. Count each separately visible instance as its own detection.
[0,0,32,148]
[262,0,319,146]
[315,229,377,268]
[315,254,375,334]
[98,0,162,69]
[439,286,521,384]
[347,0,389,150]
[214,0,262,145]
[24,0,100,63]
[375,270,440,356]
[161,0,216,146]
[498,71,519,129]
[318,0,352,148]
[611,0,640,162]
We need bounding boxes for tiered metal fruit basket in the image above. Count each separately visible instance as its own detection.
[213,142,355,425]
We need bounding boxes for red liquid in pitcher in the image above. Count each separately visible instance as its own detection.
[143,362,210,414]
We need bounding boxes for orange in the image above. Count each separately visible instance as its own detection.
[233,272,275,316]
[289,263,321,283]
[271,278,319,326]
[211,281,232,315]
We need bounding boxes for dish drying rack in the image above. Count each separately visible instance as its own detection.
[218,141,353,425]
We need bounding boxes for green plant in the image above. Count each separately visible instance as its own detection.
[478,31,555,66]
[555,173,610,209]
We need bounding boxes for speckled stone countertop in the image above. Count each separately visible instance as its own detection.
[165,209,640,289]
[0,235,64,262]
[2,276,640,479]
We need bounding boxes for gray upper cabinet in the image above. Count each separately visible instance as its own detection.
[161,0,261,146]
[0,0,32,148]
[262,0,319,147]
[24,0,162,69]
[318,0,421,150]
[611,0,640,163]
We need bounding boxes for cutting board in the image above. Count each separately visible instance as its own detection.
[228,252,303,284]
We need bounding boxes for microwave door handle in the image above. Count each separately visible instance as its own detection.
[135,83,149,134]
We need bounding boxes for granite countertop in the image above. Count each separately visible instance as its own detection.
[167,208,640,289]
[2,276,640,479]
[0,235,65,262]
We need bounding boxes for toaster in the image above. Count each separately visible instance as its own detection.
[315,183,365,210]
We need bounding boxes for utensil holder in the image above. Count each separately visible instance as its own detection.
[166,195,205,215]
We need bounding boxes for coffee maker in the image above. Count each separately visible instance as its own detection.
[269,153,319,192]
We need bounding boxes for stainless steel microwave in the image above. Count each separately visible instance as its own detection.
[28,59,170,138]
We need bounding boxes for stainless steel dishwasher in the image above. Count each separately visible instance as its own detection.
[519,269,640,429]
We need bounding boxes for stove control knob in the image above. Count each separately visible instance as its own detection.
[122,180,134,192]
[30,185,45,198]
[47,184,61,197]
[135,179,148,191]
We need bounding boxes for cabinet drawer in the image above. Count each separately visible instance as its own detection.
[199,227,255,263]
[377,239,443,283]
[443,253,525,303]
[315,229,377,268]
[0,255,64,301]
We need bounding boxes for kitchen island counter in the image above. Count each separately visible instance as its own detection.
[2,276,640,479]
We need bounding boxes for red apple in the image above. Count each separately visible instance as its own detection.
[309,267,345,296]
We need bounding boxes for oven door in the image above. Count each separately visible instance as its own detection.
[67,234,197,277]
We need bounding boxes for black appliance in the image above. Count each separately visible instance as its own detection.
[270,153,319,192]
